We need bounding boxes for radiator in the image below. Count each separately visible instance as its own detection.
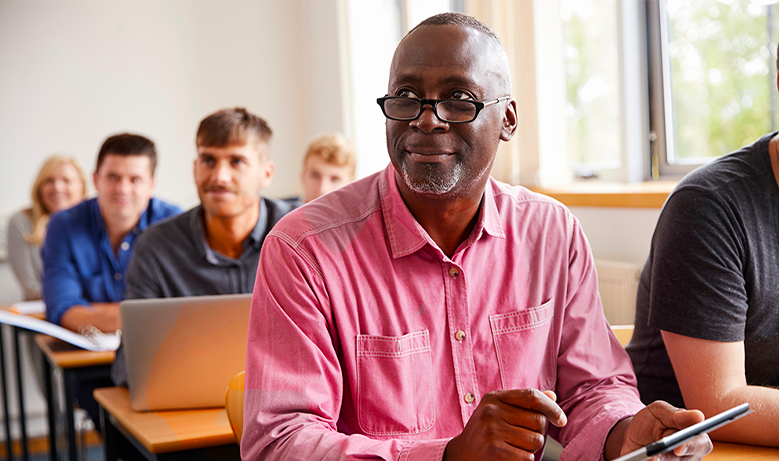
[594,260,642,325]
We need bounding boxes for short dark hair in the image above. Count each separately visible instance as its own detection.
[196,107,273,159]
[409,12,504,50]
[96,133,158,174]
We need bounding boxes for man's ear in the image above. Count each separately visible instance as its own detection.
[500,98,518,141]
[259,160,275,189]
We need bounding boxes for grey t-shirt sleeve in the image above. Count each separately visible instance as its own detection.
[647,188,748,341]
[7,211,43,300]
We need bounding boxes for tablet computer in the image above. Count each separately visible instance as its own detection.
[613,402,751,461]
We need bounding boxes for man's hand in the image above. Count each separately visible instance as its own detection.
[444,389,567,461]
[606,401,713,460]
[59,302,121,333]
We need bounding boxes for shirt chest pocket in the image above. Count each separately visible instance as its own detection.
[356,330,435,436]
[490,298,555,390]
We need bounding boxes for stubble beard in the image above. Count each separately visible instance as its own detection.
[401,160,463,196]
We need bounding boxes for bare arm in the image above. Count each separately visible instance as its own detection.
[662,330,779,446]
[59,302,121,333]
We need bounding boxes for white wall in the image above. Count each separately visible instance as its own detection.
[570,206,661,266]
[0,0,346,303]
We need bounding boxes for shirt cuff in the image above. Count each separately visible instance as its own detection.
[560,404,641,461]
[398,438,449,461]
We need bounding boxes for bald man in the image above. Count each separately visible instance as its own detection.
[242,13,712,461]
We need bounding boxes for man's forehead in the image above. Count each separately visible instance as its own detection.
[98,154,151,171]
[197,142,268,156]
[389,24,506,92]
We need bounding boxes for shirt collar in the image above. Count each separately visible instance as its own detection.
[92,197,154,237]
[379,165,505,260]
[192,200,266,265]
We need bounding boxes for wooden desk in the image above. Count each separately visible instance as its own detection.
[36,334,114,461]
[94,387,239,460]
[705,441,779,460]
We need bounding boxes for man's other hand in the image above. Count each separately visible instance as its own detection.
[609,401,713,460]
[443,389,567,461]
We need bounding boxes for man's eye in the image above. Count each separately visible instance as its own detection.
[397,89,418,98]
[450,91,472,100]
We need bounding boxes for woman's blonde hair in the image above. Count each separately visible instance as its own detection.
[25,156,87,245]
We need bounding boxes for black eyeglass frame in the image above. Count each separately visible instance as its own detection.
[376,96,511,124]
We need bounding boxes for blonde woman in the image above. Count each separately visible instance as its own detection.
[7,156,87,300]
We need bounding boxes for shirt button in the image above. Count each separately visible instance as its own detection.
[455,330,466,341]
[114,273,122,281]
[463,393,475,404]
[449,267,460,278]
[120,242,130,251]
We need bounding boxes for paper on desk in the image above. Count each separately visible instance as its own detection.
[0,310,120,351]
[9,300,46,315]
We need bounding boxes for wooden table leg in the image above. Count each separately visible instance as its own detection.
[0,325,14,460]
[12,328,29,461]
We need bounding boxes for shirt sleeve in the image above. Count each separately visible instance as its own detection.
[242,234,449,461]
[645,189,748,341]
[41,213,92,325]
[7,212,43,300]
[552,217,645,461]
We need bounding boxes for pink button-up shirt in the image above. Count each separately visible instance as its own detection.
[243,165,643,461]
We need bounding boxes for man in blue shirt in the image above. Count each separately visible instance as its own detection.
[43,133,181,331]
[41,133,181,427]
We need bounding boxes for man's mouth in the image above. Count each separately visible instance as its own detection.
[406,149,455,163]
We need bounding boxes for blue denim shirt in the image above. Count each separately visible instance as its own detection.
[41,197,182,325]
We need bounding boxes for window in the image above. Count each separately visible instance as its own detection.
[649,0,778,177]
[554,0,779,183]
[561,0,622,173]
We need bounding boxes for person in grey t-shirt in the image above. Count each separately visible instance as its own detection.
[111,107,298,385]
[627,126,779,444]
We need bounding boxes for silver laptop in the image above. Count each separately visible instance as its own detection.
[120,294,252,411]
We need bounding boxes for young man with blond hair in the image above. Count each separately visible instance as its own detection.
[299,132,356,203]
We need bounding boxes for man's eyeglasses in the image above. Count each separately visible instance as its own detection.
[376,96,510,124]
[376,96,509,123]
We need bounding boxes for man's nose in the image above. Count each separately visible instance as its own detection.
[214,161,232,182]
[409,104,448,133]
[116,178,133,194]
[316,180,329,198]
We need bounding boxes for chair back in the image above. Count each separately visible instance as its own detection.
[225,371,245,444]
[611,325,634,347]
